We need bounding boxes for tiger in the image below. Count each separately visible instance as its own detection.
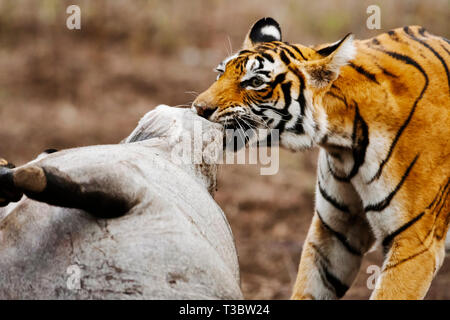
[192,17,450,299]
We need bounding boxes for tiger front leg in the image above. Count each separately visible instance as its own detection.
[370,236,445,300]
[291,210,374,299]
[291,152,375,299]
[370,209,449,299]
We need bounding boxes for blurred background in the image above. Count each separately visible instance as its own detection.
[0,0,448,299]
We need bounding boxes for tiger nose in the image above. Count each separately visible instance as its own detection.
[193,102,218,120]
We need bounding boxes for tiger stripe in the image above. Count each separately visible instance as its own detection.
[316,211,361,256]
[366,48,429,183]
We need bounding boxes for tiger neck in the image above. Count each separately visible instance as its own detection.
[313,72,372,181]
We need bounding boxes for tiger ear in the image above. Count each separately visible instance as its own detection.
[302,34,355,88]
[242,17,282,50]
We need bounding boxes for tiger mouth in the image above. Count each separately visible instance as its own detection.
[217,113,261,132]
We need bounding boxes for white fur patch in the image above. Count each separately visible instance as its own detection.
[329,35,356,73]
[303,89,328,143]
[280,131,313,150]
[216,53,239,73]
[260,25,281,41]
[241,57,283,83]
[303,35,356,88]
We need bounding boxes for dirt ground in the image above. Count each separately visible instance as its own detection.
[0,0,448,299]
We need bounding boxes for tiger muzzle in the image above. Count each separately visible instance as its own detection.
[193,101,218,120]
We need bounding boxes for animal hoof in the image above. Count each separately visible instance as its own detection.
[13,166,47,194]
[0,158,15,169]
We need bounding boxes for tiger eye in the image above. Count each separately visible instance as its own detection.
[251,77,264,87]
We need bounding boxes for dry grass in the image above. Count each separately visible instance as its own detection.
[0,0,448,299]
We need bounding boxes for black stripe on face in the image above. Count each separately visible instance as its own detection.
[403,26,450,93]
[283,67,306,134]
[368,49,429,183]
[318,180,351,214]
[364,154,419,212]
[317,211,362,256]
[255,70,271,77]
[281,82,292,109]
[254,77,292,130]
[290,45,307,60]
[270,72,286,89]
[260,52,274,63]
[255,55,265,68]
[286,117,305,134]
[261,89,274,100]
[382,211,425,254]
[282,46,299,60]
[283,68,306,135]
[348,62,379,84]
[273,82,293,131]
[256,43,277,51]
[288,67,307,116]
[279,49,291,65]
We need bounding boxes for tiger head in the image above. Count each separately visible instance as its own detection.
[193,17,356,150]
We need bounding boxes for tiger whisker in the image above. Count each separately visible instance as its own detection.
[185,91,199,98]
[226,35,233,56]
[240,114,270,130]
[235,118,248,147]
[258,107,290,119]
[241,113,272,128]
[240,117,259,143]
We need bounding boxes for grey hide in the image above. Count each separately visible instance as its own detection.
[0,105,243,299]
[446,232,450,255]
